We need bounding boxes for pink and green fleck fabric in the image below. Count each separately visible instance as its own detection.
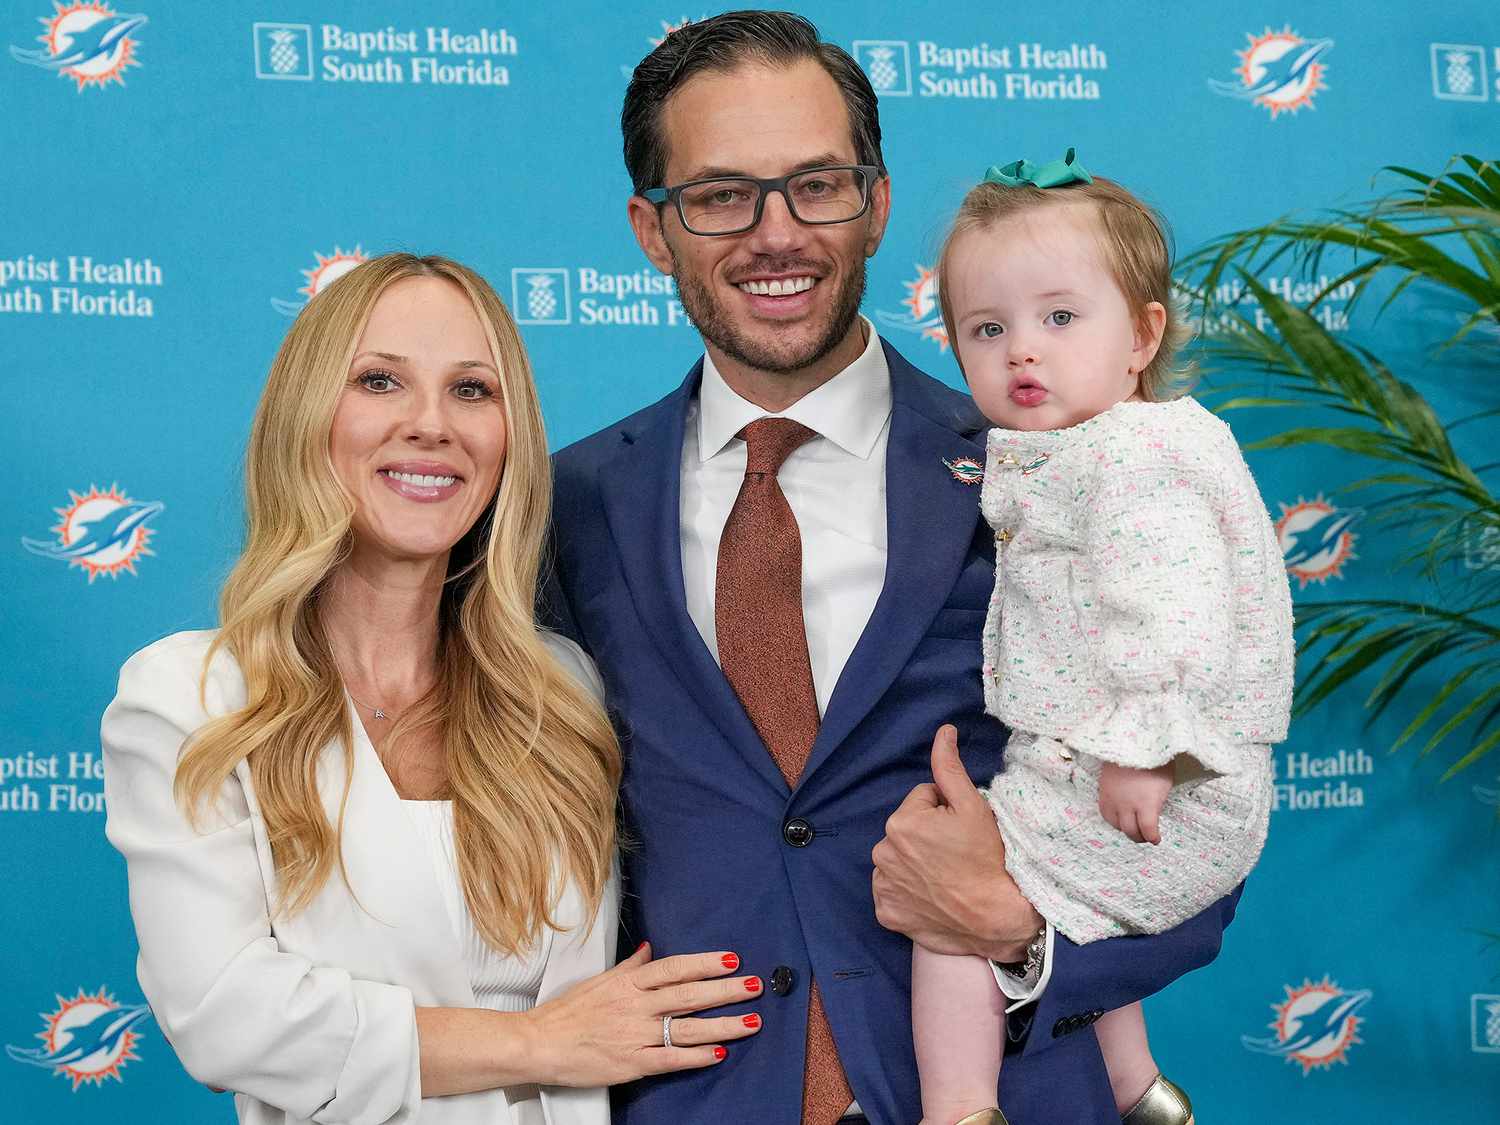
[979,397,1293,943]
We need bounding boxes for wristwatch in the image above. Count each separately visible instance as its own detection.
[997,925,1046,980]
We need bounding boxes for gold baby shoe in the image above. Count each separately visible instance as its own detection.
[1120,1074,1193,1125]
[952,1111,1009,1125]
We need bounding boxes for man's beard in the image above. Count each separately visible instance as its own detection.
[669,250,867,376]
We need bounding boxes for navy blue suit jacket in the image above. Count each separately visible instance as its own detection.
[547,339,1239,1124]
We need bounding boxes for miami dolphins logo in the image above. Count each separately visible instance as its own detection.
[619,17,697,78]
[1210,27,1332,119]
[1242,977,1370,1074]
[1275,494,1360,588]
[22,483,162,581]
[271,245,369,315]
[649,17,693,47]
[875,265,948,351]
[6,987,151,1089]
[1475,772,1500,807]
[10,2,146,91]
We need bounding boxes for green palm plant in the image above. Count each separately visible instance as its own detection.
[1181,155,1500,782]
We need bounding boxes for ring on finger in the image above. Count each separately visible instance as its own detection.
[662,1014,674,1048]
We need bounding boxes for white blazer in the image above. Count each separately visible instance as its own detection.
[101,629,616,1125]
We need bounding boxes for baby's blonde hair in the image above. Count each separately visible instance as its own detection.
[936,175,1194,401]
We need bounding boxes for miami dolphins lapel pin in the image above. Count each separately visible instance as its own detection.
[943,456,984,485]
[1020,453,1050,475]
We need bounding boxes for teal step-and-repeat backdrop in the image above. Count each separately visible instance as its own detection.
[3,3,1497,1122]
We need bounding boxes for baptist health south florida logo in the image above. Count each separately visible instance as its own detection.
[7,988,151,1089]
[1242,977,1371,1074]
[1275,494,1360,588]
[512,266,687,328]
[253,20,516,87]
[272,245,369,315]
[1210,27,1332,118]
[1431,43,1497,102]
[854,37,1105,101]
[22,484,162,582]
[9,2,144,90]
[1474,995,1500,1053]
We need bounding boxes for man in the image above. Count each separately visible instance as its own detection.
[547,12,1237,1124]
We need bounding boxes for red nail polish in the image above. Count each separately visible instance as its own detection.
[713,1046,727,1061]
[721,953,740,971]
[636,942,648,954]
[742,1014,761,1029]
[744,976,762,992]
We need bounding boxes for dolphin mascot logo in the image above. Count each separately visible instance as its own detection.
[10,11,147,71]
[1281,506,1361,570]
[6,1003,151,1069]
[1242,988,1371,1059]
[1209,38,1333,102]
[22,499,162,561]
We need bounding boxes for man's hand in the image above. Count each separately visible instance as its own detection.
[1097,761,1174,844]
[871,724,1043,962]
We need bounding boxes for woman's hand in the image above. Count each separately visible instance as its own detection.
[522,942,763,1087]
[1097,761,1174,844]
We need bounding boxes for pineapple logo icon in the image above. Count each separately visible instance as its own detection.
[852,40,910,97]
[511,269,571,326]
[1430,44,1487,102]
[253,22,312,81]
[1472,995,1500,1053]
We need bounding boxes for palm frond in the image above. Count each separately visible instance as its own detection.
[1182,154,1500,778]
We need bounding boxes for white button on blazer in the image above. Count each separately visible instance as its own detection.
[101,629,616,1125]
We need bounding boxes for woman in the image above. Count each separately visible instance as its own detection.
[101,254,762,1124]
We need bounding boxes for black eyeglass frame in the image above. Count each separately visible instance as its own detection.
[641,165,882,236]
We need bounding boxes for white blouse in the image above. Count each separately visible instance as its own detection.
[403,799,550,1122]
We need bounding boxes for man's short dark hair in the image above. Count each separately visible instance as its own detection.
[621,10,886,194]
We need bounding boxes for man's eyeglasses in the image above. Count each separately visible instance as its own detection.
[641,165,880,236]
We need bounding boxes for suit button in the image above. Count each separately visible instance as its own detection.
[782,818,813,847]
[770,965,796,996]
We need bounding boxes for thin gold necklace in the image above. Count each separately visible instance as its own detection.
[335,663,434,722]
[344,685,395,721]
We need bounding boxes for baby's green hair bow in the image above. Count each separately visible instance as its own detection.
[982,147,1093,189]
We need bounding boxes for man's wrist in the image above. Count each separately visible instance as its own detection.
[983,900,1046,964]
[994,924,1046,978]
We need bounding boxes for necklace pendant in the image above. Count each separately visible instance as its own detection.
[372,708,387,720]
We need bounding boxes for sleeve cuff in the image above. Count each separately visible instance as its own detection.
[989,922,1055,1014]
[1067,692,1248,778]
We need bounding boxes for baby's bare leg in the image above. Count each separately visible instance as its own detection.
[912,943,1004,1123]
[1094,1001,1161,1113]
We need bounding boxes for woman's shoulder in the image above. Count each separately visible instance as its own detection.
[113,629,244,713]
[120,629,227,677]
[540,632,606,704]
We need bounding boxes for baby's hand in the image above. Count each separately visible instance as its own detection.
[1097,761,1174,845]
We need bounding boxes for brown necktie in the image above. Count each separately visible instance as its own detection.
[715,417,853,1125]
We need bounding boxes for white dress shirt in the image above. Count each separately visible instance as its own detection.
[680,318,892,714]
[677,319,1050,1057]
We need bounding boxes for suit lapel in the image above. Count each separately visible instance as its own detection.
[596,365,790,795]
[799,346,987,786]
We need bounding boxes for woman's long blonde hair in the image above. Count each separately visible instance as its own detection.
[175,253,620,955]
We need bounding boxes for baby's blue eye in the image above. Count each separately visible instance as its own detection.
[1048,310,1074,326]
[978,322,1003,338]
